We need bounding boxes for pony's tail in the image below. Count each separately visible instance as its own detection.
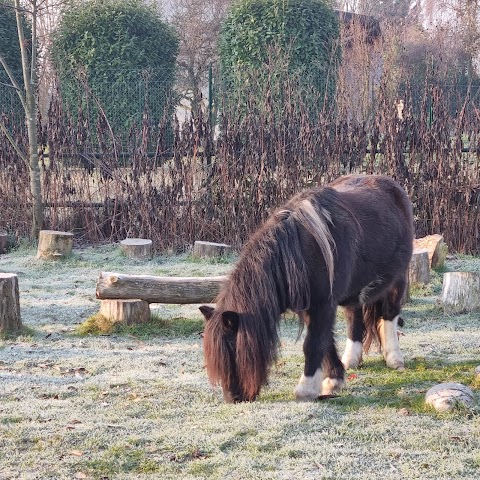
[362,301,405,353]
[362,302,382,353]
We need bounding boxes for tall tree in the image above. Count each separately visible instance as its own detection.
[0,0,43,237]
[170,0,231,120]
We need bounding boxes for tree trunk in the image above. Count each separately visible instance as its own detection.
[409,249,430,285]
[120,238,153,260]
[37,230,74,259]
[99,299,150,325]
[15,0,43,237]
[441,272,480,314]
[0,273,22,335]
[96,272,227,304]
[413,234,448,269]
[193,241,231,258]
[0,233,7,254]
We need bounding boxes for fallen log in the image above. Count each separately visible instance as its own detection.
[96,272,228,304]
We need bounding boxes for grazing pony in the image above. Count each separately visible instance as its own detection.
[200,175,413,402]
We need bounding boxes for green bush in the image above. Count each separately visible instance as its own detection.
[219,0,340,104]
[51,0,179,143]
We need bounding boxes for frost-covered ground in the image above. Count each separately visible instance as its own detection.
[0,245,479,479]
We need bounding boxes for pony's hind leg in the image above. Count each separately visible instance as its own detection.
[378,279,406,370]
[294,305,343,400]
[341,306,364,369]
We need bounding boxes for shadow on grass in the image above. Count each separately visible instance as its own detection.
[0,324,37,341]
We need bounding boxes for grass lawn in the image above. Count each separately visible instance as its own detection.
[0,245,479,479]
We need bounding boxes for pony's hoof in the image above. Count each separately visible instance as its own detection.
[322,377,346,395]
[294,389,318,402]
[294,370,323,401]
[385,351,405,370]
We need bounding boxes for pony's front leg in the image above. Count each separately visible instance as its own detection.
[294,306,340,401]
[321,339,346,395]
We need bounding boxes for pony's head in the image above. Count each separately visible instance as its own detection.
[200,304,270,403]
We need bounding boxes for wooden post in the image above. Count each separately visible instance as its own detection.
[37,230,74,260]
[0,232,7,254]
[96,272,227,304]
[0,273,22,335]
[100,299,150,325]
[441,272,480,314]
[120,238,153,260]
[409,248,430,285]
[193,241,231,258]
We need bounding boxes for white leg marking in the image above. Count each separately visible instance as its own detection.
[322,376,346,395]
[294,368,323,401]
[378,315,404,370]
[341,339,363,369]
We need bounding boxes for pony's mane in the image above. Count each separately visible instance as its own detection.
[204,191,336,399]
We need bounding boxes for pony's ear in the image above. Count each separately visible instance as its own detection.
[199,305,215,321]
[222,311,239,333]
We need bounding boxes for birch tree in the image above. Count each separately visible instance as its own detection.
[0,0,47,237]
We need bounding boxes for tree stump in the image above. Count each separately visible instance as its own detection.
[99,299,150,325]
[120,238,153,260]
[37,230,74,260]
[440,271,480,314]
[0,273,22,335]
[409,248,430,285]
[193,241,231,258]
[0,232,7,254]
[425,382,475,412]
[413,234,448,269]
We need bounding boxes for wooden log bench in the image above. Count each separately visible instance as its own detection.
[96,272,228,324]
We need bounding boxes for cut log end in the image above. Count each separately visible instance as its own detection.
[99,299,150,325]
[0,273,22,335]
[193,241,232,259]
[120,238,153,260]
[37,230,74,260]
[413,234,448,269]
[441,271,480,314]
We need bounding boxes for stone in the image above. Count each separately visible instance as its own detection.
[425,382,475,412]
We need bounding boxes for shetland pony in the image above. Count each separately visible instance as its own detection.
[200,175,413,402]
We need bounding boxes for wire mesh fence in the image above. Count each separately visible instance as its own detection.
[1,70,480,253]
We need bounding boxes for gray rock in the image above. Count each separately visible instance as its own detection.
[425,382,475,412]
[475,365,480,378]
